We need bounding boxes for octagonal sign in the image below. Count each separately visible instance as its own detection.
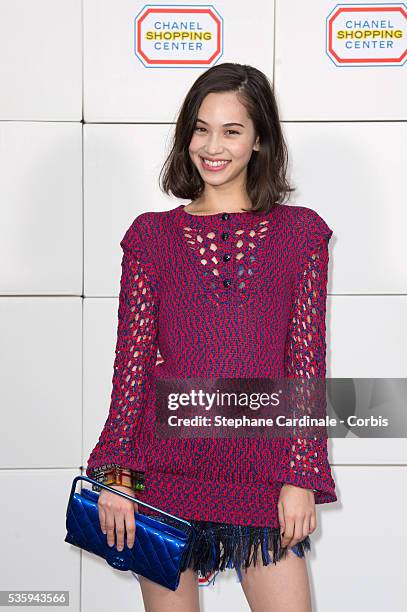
[326,3,407,66]
[134,4,224,68]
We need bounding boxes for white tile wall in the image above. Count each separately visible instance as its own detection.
[312,466,406,610]
[0,297,82,469]
[283,121,407,294]
[83,123,175,296]
[275,0,407,120]
[83,0,274,121]
[0,469,81,611]
[0,0,82,120]
[0,122,82,294]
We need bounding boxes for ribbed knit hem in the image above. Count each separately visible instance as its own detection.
[130,472,311,582]
[135,471,282,527]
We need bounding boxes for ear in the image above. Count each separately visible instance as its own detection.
[253,135,260,151]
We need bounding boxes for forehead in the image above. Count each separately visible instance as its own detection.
[197,92,250,124]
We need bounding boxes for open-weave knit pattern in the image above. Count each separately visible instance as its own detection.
[86,202,337,576]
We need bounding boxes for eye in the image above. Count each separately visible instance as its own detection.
[194,127,240,135]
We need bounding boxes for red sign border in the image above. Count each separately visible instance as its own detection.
[136,7,222,65]
[328,5,407,63]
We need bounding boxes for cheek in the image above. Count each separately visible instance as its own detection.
[230,142,255,162]
[188,136,200,154]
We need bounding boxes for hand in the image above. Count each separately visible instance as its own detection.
[97,484,139,551]
[277,484,316,549]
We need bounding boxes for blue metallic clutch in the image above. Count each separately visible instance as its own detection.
[64,475,196,591]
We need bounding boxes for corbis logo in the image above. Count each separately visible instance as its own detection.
[326,3,407,66]
[134,4,224,67]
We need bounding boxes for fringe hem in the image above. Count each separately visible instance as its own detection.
[142,514,311,583]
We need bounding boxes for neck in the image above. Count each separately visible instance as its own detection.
[185,198,252,215]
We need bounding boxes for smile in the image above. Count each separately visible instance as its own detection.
[200,157,231,172]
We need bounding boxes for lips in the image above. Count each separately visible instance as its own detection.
[200,156,231,172]
[200,156,230,162]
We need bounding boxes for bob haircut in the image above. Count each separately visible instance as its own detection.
[159,62,295,214]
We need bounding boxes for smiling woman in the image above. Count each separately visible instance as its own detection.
[87,62,336,611]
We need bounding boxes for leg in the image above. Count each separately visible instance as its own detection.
[138,568,200,612]
[239,548,312,612]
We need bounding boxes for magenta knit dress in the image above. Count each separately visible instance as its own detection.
[85,202,337,580]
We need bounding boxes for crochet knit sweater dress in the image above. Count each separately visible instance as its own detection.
[85,202,337,578]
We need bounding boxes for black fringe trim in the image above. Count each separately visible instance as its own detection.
[144,514,311,582]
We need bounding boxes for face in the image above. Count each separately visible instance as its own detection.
[188,91,260,188]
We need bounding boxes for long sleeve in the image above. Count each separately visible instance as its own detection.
[85,218,159,486]
[276,210,337,504]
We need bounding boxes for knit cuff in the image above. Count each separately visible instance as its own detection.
[276,461,337,505]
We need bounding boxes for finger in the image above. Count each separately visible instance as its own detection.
[99,506,107,535]
[106,513,116,548]
[125,511,136,549]
[294,514,311,546]
[281,516,294,548]
[115,512,126,552]
[291,515,305,547]
[277,501,285,537]
[309,510,317,534]
[302,514,311,541]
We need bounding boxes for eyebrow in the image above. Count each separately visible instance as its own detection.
[196,118,245,128]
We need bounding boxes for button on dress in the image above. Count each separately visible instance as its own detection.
[86,202,337,581]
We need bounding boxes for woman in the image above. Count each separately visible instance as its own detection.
[86,63,337,611]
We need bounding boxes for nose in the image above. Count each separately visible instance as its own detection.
[203,133,224,156]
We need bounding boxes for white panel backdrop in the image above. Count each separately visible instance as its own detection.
[0,1,406,610]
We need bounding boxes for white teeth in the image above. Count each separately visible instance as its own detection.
[203,158,229,167]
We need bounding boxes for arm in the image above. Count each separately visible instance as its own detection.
[276,211,337,504]
[85,221,159,493]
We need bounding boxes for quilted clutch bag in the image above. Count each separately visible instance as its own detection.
[64,475,196,591]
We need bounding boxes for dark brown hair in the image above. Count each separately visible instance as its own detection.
[159,62,295,213]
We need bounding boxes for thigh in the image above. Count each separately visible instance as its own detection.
[138,568,200,612]
[239,548,312,612]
